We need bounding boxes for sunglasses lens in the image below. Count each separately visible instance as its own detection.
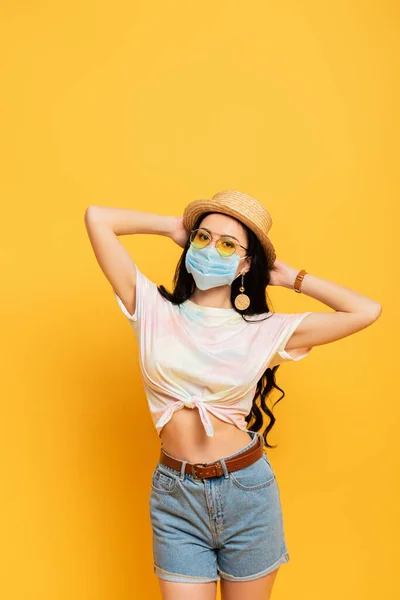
[190,229,211,249]
[190,229,239,256]
[216,237,237,257]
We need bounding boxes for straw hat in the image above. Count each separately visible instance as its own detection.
[182,189,276,267]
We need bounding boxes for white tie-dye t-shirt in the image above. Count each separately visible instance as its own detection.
[114,265,313,438]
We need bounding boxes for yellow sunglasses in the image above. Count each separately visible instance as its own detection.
[189,228,248,258]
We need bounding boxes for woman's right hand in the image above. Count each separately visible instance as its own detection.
[168,216,190,248]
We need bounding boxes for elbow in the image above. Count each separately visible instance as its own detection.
[84,206,93,224]
[84,205,102,225]
[84,205,96,217]
[366,303,383,323]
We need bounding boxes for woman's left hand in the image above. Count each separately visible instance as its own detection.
[269,258,298,288]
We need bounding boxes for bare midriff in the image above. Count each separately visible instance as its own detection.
[159,407,253,464]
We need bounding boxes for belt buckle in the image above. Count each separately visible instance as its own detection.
[191,463,205,479]
[191,461,224,479]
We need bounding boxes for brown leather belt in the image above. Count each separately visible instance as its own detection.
[159,434,264,479]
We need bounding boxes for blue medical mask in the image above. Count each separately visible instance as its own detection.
[185,244,247,290]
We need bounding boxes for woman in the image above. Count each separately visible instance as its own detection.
[84,190,381,600]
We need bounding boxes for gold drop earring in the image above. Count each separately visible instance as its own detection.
[234,273,251,310]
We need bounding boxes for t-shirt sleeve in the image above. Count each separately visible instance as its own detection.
[268,311,313,368]
[113,263,160,324]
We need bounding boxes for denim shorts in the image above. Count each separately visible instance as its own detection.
[149,430,290,583]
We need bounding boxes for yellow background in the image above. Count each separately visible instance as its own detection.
[1,1,397,598]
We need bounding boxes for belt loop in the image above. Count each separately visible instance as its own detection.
[219,457,229,479]
[179,460,187,481]
[250,430,262,446]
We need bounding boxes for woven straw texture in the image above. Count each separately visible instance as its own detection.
[182,189,276,266]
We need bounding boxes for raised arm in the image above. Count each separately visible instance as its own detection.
[271,259,382,352]
[83,206,188,316]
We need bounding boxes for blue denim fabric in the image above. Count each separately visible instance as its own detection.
[149,430,290,583]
